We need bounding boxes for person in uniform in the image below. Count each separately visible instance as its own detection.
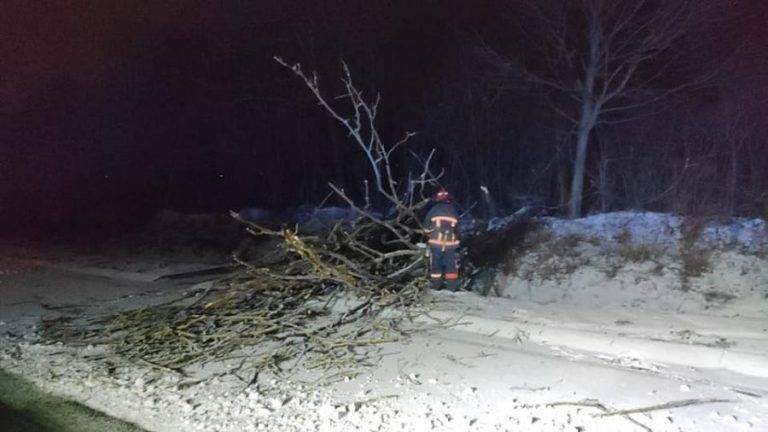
[423,188,461,291]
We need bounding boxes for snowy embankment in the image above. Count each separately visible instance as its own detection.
[496,211,768,318]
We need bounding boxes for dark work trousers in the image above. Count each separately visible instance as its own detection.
[429,247,459,291]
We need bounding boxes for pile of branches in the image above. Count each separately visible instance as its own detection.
[42,59,444,381]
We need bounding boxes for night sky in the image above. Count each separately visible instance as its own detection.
[2,1,767,237]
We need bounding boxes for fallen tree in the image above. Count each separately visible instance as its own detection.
[233,57,444,293]
[43,59,446,382]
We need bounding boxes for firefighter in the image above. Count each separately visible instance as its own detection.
[423,188,461,291]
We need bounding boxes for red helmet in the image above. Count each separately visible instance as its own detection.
[435,188,450,202]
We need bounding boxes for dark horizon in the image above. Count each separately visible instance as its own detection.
[2,0,767,238]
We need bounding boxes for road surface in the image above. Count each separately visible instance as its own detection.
[1,260,766,431]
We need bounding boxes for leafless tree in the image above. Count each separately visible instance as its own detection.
[237,57,447,292]
[482,0,717,218]
[273,58,442,225]
[419,45,558,214]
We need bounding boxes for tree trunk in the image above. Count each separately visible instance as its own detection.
[599,156,610,212]
[567,12,600,219]
[557,143,569,211]
[568,104,597,218]
[728,147,737,216]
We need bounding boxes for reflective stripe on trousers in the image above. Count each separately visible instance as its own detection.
[429,247,459,280]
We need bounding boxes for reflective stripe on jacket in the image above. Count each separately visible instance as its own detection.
[424,202,460,249]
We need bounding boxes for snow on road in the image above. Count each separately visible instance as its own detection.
[1,264,767,432]
[1,212,767,431]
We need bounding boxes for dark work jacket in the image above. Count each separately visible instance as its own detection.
[424,201,460,249]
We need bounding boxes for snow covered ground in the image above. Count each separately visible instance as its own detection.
[1,212,767,431]
[498,212,768,318]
